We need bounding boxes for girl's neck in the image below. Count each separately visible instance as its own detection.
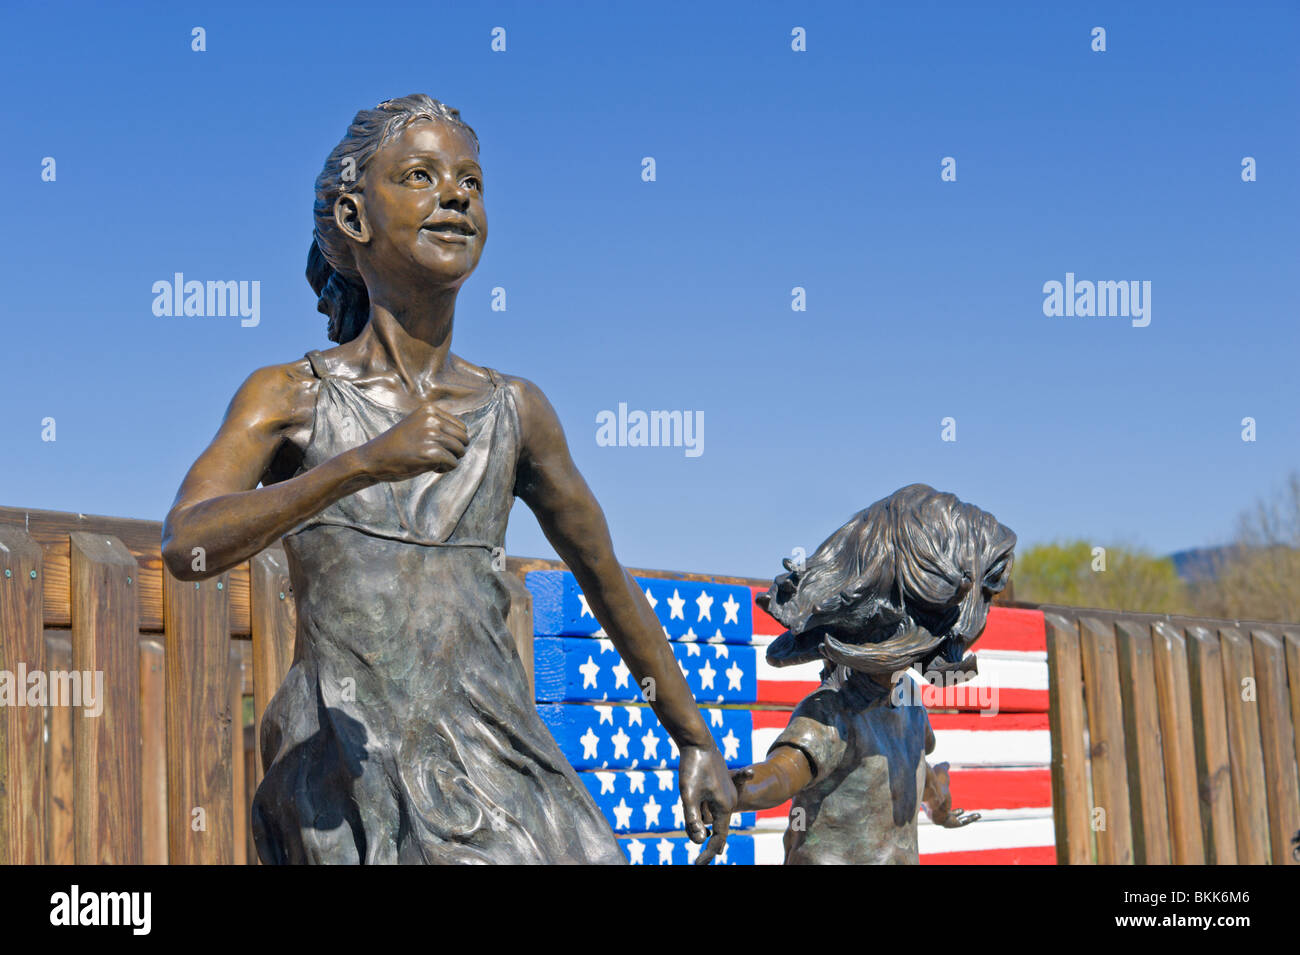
[358,293,459,395]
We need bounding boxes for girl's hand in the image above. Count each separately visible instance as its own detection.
[355,392,469,482]
[679,743,738,865]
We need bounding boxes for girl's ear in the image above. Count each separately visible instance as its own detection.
[334,194,372,244]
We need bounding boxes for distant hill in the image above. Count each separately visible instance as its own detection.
[1168,546,1241,582]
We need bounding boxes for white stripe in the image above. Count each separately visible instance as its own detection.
[749,817,1055,863]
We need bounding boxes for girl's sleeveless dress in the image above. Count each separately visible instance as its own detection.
[250,349,625,864]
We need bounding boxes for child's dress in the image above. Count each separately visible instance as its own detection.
[769,669,932,864]
[251,349,625,864]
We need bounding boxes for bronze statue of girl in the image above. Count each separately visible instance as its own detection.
[161,95,736,864]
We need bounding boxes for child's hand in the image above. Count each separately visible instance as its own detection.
[937,808,982,828]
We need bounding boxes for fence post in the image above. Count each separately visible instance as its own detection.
[163,569,233,864]
[1218,626,1270,863]
[1151,622,1204,864]
[0,527,46,864]
[139,638,167,864]
[1045,613,1090,864]
[1078,617,1133,864]
[1250,629,1300,865]
[1184,625,1236,863]
[1114,619,1171,864]
[69,532,142,864]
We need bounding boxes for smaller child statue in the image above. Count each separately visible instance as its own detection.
[732,484,1016,864]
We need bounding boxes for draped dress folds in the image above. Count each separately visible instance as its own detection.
[251,349,625,864]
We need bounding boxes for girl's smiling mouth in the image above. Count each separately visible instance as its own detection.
[422,215,477,242]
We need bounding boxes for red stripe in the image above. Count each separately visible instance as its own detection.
[757,800,793,821]
[948,768,1053,809]
[757,681,1048,712]
[756,679,818,705]
[921,845,1056,865]
[921,686,1048,713]
[928,712,1049,732]
[977,608,1046,653]
[751,709,795,730]
[750,586,782,636]
[751,709,1048,733]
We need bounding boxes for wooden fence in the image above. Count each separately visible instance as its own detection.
[2,504,1298,864]
[1043,606,1300,864]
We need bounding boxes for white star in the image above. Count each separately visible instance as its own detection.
[695,591,714,622]
[655,770,674,791]
[721,729,740,761]
[626,707,643,726]
[627,839,645,865]
[612,798,633,830]
[678,660,691,681]
[628,771,645,794]
[686,643,701,657]
[668,736,679,760]
[578,593,593,618]
[684,838,700,864]
[611,659,631,689]
[598,639,617,654]
[596,771,616,795]
[682,626,699,642]
[726,662,743,691]
[722,594,740,625]
[672,800,686,828]
[644,587,658,610]
[656,838,675,865]
[666,589,685,620]
[713,644,729,659]
[644,795,662,828]
[595,705,613,725]
[579,656,600,689]
[641,728,661,760]
[698,660,717,690]
[580,727,600,760]
[611,727,631,760]
[707,629,725,644]
[708,708,724,727]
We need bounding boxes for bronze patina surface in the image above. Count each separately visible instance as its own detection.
[162,95,736,864]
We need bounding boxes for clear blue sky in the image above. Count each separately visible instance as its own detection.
[3,1,1297,579]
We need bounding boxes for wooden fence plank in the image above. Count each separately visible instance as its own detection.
[1078,617,1133,864]
[1044,613,1091,864]
[1283,628,1300,785]
[69,532,142,864]
[1114,620,1171,864]
[163,571,233,864]
[0,526,47,863]
[1250,629,1300,865]
[43,632,74,864]
[139,638,167,864]
[1217,627,1271,864]
[1151,622,1205,864]
[1184,625,1236,864]
[249,547,295,785]
[230,645,247,866]
[0,506,252,636]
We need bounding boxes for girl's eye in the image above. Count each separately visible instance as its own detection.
[405,169,431,183]
[463,177,481,192]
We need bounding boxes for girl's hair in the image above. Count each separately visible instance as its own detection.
[307,95,479,343]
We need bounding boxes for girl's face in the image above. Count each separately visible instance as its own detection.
[347,119,487,291]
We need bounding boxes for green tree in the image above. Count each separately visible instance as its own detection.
[1012,540,1188,614]
[1194,472,1300,624]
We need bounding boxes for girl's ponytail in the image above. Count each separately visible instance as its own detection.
[307,237,370,344]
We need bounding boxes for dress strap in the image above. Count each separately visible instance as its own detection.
[304,350,328,379]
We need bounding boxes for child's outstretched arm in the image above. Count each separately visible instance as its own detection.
[922,761,981,828]
[732,746,815,811]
